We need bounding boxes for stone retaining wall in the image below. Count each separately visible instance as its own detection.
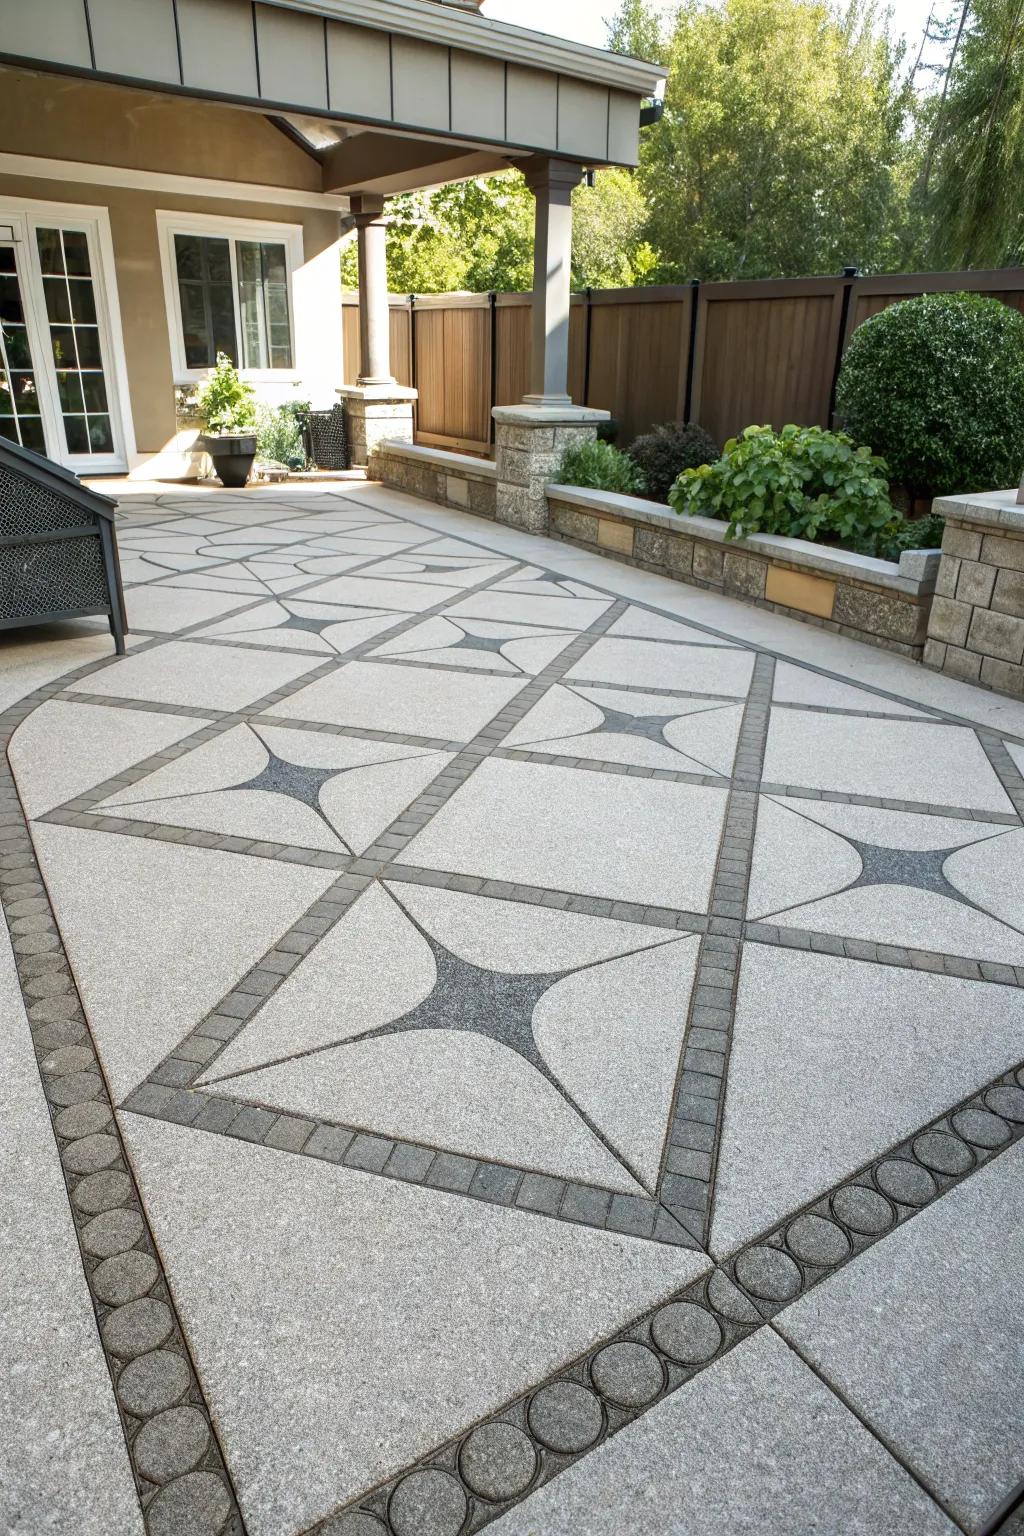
[548,487,939,659]
[368,442,941,660]
[370,440,497,518]
[925,491,1024,698]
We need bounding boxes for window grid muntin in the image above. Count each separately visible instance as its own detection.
[35,227,112,457]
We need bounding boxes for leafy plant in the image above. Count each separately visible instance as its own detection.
[195,354,257,435]
[852,511,946,562]
[627,421,718,503]
[835,293,1024,498]
[668,424,894,544]
[256,400,309,470]
[555,439,648,496]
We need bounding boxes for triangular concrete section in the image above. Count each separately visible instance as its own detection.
[120,1115,709,1536]
[710,944,1024,1256]
[31,824,334,1103]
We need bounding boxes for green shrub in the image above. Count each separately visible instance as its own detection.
[257,400,309,470]
[835,293,1024,498]
[668,424,893,545]
[194,354,257,435]
[555,438,647,496]
[626,421,718,503]
[852,511,946,563]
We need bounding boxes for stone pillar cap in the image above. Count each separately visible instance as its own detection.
[337,384,419,403]
[492,404,610,426]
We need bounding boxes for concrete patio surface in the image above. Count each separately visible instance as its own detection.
[2,481,1024,1536]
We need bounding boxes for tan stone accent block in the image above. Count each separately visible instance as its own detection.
[967,607,1024,663]
[693,542,725,584]
[992,566,1024,617]
[981,533,1024,573]
[934,556,961,600]
[981,655,1024,698]
[955,559,997,608]
[445,475,471,509]
[927,595,972,648]
[723,550,767,600]
[922,638,947,670]
[765,565,836,618]
[551,505,599,543]
[943,644,983,683]
[943,524,983,561]
[597,519,635,556]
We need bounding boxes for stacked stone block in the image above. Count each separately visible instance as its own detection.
[925,492,1024,698]
[492,405,609,534]
[370,441,497,518]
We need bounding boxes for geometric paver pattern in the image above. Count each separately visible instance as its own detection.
[3,483,1024,1536]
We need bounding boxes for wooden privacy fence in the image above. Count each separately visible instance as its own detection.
[342,267,1024,457]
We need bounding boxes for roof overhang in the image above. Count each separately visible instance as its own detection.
[0,0,665,179]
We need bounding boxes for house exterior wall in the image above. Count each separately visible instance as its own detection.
[0,74,343,475]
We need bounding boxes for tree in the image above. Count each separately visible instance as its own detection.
[607,0,667,59]
[921,0,1024,265]
[343,169,653,294]
[610,0,915,281]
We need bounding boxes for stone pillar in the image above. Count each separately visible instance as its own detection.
[339,193,416,468]
[924,489,1024,696]
[522,158,585,406]
[493,404,609,534]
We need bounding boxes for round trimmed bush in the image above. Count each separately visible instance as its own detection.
[835,293,1024,498]
[626,421,718,503]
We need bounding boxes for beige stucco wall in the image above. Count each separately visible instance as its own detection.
[0,73,343,468]
[0,68,322,189]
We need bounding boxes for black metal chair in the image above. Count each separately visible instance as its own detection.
[0,438,128,655]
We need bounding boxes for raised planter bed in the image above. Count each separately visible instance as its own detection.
[546,485,941,658]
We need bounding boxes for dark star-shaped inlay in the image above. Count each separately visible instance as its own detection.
[587,704,680,748]
[452,630,512,657]
[279,611,337,636]
[846,839,970,904]
[235,737,344,839]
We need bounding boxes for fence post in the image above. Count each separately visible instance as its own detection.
[582,287,594,408]
[489,290,498,445]
[683,277,700,423]
[828,266,860,426]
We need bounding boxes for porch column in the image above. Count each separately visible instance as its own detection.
[491,157,607,534]
[338,193,417,469]
[523,158,585,406]
[353,194,393,386]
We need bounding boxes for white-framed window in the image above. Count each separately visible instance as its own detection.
[156,211,303,384]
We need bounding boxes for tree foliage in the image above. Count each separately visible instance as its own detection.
[342,169,653,294]
[919,0,1024,265]
[618,0,915,280]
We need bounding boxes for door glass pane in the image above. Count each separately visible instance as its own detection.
[174,233,236,369]
[236,240,292,370]
[0,245,46,454]
[35,226,116,458]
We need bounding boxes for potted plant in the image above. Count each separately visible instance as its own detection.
[195,354,259,487]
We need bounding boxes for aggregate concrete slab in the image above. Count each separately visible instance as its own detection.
[267,659,526,739]
[780,1138,1024,1532]
[0,914,144,1536]
[772,659,932,716]
[568,637,755,696]
[120,1115,708,1536]
[8,699,205,818]
[67,639,323,713]
[711,945,1024,1253]
[123,584,256,633]
[402,758,728,911]
[489,1330,958,1536]
[763,711,1013,811]
[31,824,334,1100]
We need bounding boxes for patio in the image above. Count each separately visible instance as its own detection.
[3,479,1024,1536]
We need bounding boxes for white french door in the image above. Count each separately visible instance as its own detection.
[0,202,130,473]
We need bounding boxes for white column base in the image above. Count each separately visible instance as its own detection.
[338,384,418,468]
[492,404,610,534]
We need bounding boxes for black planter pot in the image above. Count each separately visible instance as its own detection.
[200,433,257,488]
